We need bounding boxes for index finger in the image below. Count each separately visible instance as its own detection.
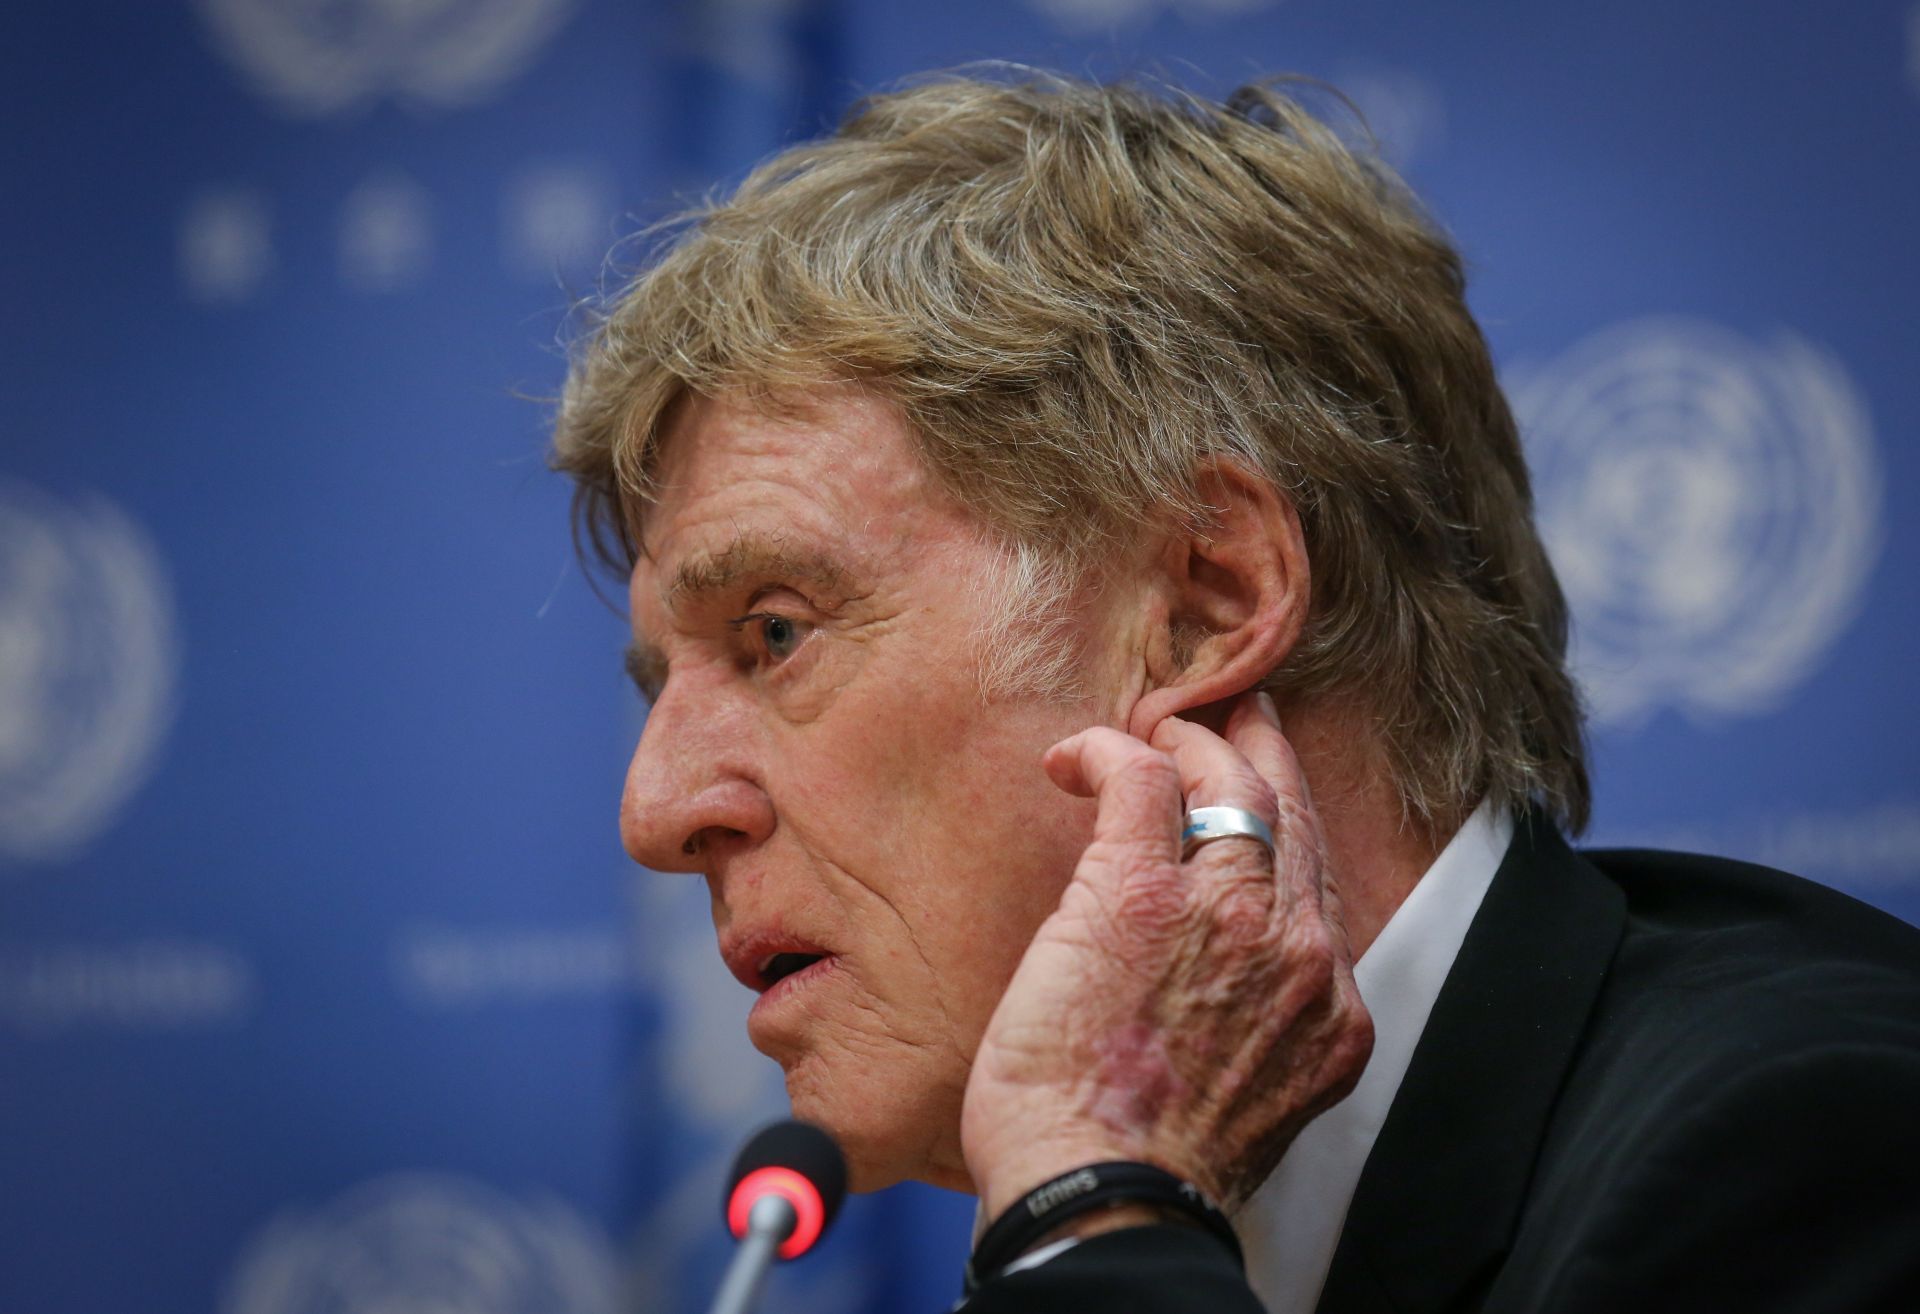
[1042,726,1184,862]
[1224,692,1312,812]
[1224,692,1337,911]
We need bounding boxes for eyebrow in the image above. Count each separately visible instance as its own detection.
[623,532,860,697]
[664,534,855,613]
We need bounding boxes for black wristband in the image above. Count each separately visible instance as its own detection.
[964,1161,1243,1293]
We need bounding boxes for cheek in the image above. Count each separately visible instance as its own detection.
[896,714,1102,1036]
[768,658,1098,1032]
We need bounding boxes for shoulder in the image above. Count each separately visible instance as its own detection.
[1560,843,1920,1122]
[1498,845,1920,1311]
[1507,1023,1920,1311]
[1576,844,1920,1049]
[1582,843,1920,961]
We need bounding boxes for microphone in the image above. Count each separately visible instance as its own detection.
[707,1119,849,1314]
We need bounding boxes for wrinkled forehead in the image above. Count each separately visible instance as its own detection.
[619,382,923,556]
[624,385,993,608]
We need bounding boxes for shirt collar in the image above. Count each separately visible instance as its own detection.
[1238,797,1514,1314]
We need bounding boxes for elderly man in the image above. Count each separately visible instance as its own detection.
[553,74,1920,1313]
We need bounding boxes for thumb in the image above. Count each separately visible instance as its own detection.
[1043,727,1182,863]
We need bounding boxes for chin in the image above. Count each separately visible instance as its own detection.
[780,1052,968,1195]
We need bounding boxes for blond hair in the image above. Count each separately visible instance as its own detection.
[553,70,1589,833]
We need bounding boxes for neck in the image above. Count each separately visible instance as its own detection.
[1280,697,1451,959]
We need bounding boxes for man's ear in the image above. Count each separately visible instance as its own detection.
[1126,459,1309,741]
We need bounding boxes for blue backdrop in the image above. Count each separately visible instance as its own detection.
[3,3,1916,1313]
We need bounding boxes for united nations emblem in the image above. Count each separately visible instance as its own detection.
[194,0,579,118]
[222,1174,618,1314]
[1510,318,1881,727]
[0,483,178,864]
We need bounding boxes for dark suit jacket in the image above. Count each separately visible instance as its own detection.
[966,815,1920,1313]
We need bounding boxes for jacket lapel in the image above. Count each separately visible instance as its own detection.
[1316,813,1626,1314]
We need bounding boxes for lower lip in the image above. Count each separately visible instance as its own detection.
[749,955,838,1024]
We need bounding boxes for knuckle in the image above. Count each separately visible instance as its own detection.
[1337,979,1373,1034]
[1112,869,1193,939]
[1287,930,1339,996]
[1122,746,1180,786]
[1146,718,1181,752]
[1238,772,1280,818]
[1209,870,1277,940]
[1342,1004,1376,1056]
[1082,846,1188,930]
[1271,790,1315,837]
[1114,753,1181,810]
[1194,766,1276,818]
[1331,1011,1376,1082]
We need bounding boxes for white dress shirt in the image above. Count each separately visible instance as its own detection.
[1236,798,1513,1314]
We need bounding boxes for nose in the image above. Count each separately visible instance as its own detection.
[619,678,775,874]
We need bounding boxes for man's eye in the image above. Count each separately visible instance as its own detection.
[762,615,802,658]
[734,612,812,662]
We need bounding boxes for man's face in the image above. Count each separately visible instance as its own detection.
[622,388,1111,1191]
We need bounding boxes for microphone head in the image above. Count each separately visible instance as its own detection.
[725,1119,849,1260]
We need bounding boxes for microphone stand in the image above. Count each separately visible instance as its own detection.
[707,1193,798,1314]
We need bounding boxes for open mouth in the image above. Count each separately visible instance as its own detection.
[759,952,826,989]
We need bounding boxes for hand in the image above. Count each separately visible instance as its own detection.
[960,691,1373,1219]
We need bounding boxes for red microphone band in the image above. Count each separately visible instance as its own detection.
[727,1165,827,1259]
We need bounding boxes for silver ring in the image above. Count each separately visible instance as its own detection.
[1180,806,1276,861]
